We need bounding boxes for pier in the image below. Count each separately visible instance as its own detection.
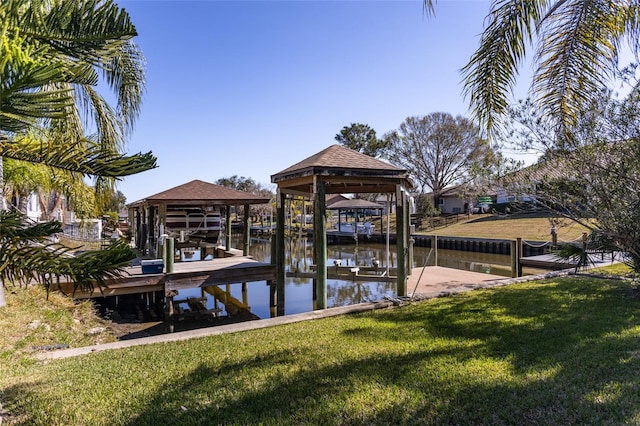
[58,256,276,321]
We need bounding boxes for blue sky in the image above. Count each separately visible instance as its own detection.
[117,0,534,203]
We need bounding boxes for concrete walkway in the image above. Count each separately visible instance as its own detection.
[35,266,570,361]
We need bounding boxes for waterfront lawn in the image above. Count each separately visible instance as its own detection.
[420,214,590,241]
[3,276,640,425]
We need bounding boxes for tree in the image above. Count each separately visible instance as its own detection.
[216,176,260,193]
[1,0,155,188]
[384,112,497,206]
[102,190,127,215]
[454,0,640,140]
[501,89,640,271]
[335,123,388,158]
[216,176,275,223]
[0,0,157,308]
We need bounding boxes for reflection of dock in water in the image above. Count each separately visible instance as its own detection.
[202,285,259,320]
[57,255,275,323]
[288,265,396,282]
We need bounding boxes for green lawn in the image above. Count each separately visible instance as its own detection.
[2,275,640,425]
[418,214,590,242]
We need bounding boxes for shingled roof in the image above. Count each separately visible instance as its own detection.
[128,179,271,207]
[327,199,384,210]
[271,145,411,195]
[272,144,402,180]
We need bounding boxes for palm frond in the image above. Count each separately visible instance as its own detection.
[534,0,625,139]
[0,36,75,133]
[461,0,544,135]
[15,0,137,62]
[0,211,135,295]
[1,136,157,177]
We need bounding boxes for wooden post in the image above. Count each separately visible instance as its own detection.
[516,237,523,277]
[510,240,518,278]
[242,282,248,305]
[433,235,438,266]
[313,176,327,309]
[165,237,174,273]
[160,238,166,268]
[157,203,167,255]
[396,185,407,297]
[268,281,277,318]
[167,294,174,319]
[243,204,250,256]
[225,206,232,251]
[274,189,286,316]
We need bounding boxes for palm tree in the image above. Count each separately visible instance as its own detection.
[0,0,157,307]
[1,0,155,181]
[427,0,640,139]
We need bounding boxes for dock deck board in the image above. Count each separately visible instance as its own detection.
[58,256,276,299]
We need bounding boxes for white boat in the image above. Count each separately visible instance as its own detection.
[333,221,374,236]
[165,209,221,241]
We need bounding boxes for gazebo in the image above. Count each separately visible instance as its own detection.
[127,179,271,258]
[327,197,384,236]
[271,144,414,310]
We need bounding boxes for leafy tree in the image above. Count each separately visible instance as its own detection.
[216,175,260,193]
[0,0,157,308]
[334,123,388,158]
[384,112,497,206]
[501,89,640,271]
[413,193,439,227]
[216,176,274,223]
[102,190,127,215]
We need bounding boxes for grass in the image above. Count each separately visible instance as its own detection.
[3,273,640,425]
[0,286,116,377]
[418,213,590,241]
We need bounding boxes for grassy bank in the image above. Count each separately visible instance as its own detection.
[418,213,590,241]
[2,274,640,425]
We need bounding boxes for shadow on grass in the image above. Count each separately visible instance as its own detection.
[122,278,640,424]
[5,277,640,424]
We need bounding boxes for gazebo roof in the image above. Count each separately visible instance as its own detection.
[271,145,411,195]
[128,179,271,207]
[327,199,384,210]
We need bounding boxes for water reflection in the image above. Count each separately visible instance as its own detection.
[178,236,514,320]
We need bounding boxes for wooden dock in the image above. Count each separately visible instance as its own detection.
[519,252,619,271]
[58,256,276,299]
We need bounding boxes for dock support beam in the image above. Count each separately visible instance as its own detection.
[165,237,174,273]
[243,204,250,256]
[225,206,232,251]
[511,238,523,277]
[313,176,327,309]
[274,189,286,316]
[396,186,407,297]
[433,235,438,266]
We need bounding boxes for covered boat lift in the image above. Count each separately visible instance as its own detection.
[127,179,271,259]
[271,144,414,310]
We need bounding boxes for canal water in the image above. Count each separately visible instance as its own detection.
[175,236,515,320]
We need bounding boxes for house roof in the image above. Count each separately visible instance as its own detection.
[127,179,271,207]
[271,144,412,195]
